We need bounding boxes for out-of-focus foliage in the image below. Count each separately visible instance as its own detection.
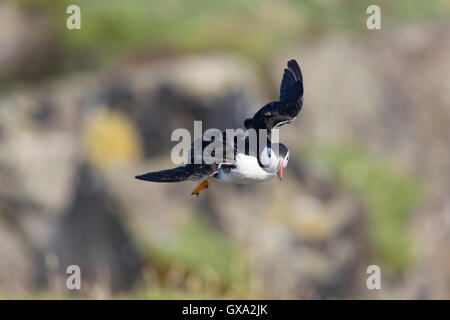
[140,214,254,299]
[16,0,450,66]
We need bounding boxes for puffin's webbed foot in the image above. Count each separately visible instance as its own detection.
[191,178,210,197]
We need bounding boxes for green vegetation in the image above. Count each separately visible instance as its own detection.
[142,214,254,298]
[18,0,450,67]
[304,144,422,274]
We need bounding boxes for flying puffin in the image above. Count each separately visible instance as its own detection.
[136,59,303,196]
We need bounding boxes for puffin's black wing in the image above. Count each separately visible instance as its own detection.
[244,59,303,131]
[135,163,217,182]
[279,59,303,102]
[135,132,236,183]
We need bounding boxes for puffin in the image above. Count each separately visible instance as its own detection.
[136,59,303,196]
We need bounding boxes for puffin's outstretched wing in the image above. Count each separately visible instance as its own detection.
[279,59,303,102]
[135,132,236,183]
[244,59,303,131]
[135,163,217,182]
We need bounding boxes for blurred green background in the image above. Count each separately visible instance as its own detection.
[1,0,449,299]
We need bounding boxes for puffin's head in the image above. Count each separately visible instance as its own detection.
[260,143,289,180]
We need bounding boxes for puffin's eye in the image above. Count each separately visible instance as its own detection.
[260,147,275,167]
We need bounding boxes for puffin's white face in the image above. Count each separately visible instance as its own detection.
[260,146,278,169]
[260,146,289,180]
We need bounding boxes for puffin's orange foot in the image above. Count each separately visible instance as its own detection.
[191,178,210,197]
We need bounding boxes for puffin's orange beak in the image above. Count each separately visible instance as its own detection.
[277,160,283,180]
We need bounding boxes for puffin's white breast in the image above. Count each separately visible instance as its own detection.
[215,153,275,184]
